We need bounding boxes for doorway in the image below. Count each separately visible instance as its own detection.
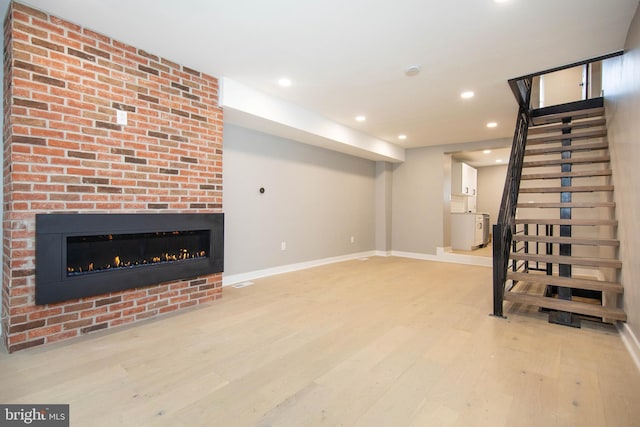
[445,147,511,259]
[533,62,603,109]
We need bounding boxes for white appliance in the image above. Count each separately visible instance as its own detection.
[450,213,490,251]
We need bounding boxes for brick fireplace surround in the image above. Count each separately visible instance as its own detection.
[1,3,224,352]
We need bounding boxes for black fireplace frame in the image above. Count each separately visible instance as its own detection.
[35,213,224,305]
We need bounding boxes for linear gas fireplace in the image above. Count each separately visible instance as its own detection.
[35,213,224,305]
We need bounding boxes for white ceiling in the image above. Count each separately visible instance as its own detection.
[451,147,512,168]
[18,0,640,151]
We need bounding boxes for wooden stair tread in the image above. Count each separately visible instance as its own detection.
[526,129,608,145]
[515,218,618,226]
[530,106,605,126]
[523,156,610,168]
[527,117,606,135]
[516,202,616,208]
[503,291,626,321]
[519,185,613,193]
[521,170,612,180]
[507,271,623,294]
[525,141,608,156]
[512,234,619,247]
[510,253,622,268]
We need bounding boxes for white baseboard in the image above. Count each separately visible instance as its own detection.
[223,248,485,287]
[618,322,640,372]
[222,250,377,286]
[391,248,492,267]
[374,250,393,257]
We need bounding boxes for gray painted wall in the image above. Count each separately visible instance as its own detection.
[375,162,393,253]
[224,123,508,276]
[391,146,447,254]
[391,140,511,255]
[223,125,376,276]
[477,165,508,229]
[602,2,640,344]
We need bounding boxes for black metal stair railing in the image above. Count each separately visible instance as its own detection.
[492,52,624,319]
[492,76,532,317]
[521,224,555,273]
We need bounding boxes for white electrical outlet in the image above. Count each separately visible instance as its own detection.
[281,241,286,251]
[116,110,128,125]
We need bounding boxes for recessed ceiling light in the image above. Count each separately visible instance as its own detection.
[355,115,366,122]
[494,0,510,3]
[405,66,421,77]
[496,159,504,163]
[278,78,291,87]
[487,122,498,128]
[461,91,475,99]
[483,149,492,154]
[398,134,407,140]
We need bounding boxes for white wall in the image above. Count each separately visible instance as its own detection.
[477,165,508,229]
[602,2,640,357]
[540,66,584,107]
[223,125,376,277]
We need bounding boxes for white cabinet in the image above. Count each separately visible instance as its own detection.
[465,164,477,196]
[450,213,484,251]
[452,161,477,196]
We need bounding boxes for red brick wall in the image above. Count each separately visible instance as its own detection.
[2,3,224,352]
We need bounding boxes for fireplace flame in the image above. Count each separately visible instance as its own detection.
[67,249,208,276]
[66,229,210,277]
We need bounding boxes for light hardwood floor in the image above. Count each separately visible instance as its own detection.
[1,256,639,426]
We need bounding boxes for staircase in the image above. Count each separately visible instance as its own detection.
[500,98,626,326]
